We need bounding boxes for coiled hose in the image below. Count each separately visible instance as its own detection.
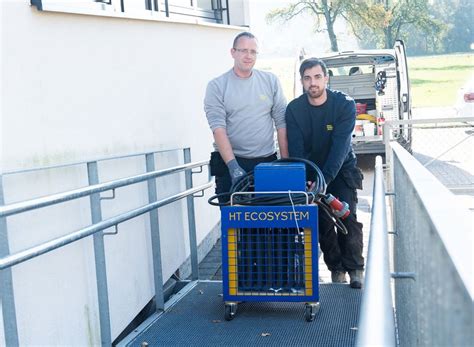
[208,157,349,234]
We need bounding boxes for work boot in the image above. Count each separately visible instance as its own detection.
[331,271,347,283]
[349,270,364,289]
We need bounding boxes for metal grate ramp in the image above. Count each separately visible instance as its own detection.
[125,281,362,346]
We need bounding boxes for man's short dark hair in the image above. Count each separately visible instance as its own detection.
[233,32,256,48]
[299,58,328,78]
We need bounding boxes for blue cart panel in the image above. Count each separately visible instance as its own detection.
[221,205,319,303]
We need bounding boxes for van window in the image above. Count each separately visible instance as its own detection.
[327,65,373,76]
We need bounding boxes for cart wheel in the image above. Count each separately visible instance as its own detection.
[224,303,237,321]
[304,303,320,322]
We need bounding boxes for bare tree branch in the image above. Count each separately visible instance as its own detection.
[265,0,349,52]
[340,12,363,40]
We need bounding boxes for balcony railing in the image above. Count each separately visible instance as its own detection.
[0,147,212,346]
[31,0,230,25]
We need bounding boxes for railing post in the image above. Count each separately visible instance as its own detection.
[145,153,165,311]
[383,121,395,192]
[152,0,158,12]
[164,0,169,16]
[0,176,19,347]
[225,0,230,24]
[183,148,199,280]
[87,162,112,347]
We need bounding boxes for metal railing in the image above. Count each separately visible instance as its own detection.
[0,148,212,347]
[383,116,474,192]
[356,156,396,346]
[389,142,473,346]
[31,0,230,25]
[369,115,474,346]
[160,0,230,24]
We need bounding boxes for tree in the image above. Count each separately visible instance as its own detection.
[442,0,473,52]
[266,0,350,52]
[346,0,445,49]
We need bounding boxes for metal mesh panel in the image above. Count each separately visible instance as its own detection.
[411,121,473,192]
[229,228,308,296]
[392,152,474,346]
[385,118,474,195]
[127,282,362,347]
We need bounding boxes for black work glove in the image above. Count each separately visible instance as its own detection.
[226,159,245,185]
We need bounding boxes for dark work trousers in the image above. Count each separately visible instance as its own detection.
[319,173,364,271]
[215,153,277,204]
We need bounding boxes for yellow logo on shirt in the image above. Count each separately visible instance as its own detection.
[326,124,333,131]
[259,94,268,101]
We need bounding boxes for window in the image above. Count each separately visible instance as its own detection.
[31,0,230,25]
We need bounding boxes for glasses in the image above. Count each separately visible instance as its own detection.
[233,48,259,56]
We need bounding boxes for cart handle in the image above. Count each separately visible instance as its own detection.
[230,190,311,206]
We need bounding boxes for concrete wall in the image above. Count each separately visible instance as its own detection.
[391,143,473,346]
[1,1,245,344]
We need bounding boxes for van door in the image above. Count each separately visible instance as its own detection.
[394,40,412,149]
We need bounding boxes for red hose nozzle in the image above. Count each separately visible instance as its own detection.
[324,194,350,219]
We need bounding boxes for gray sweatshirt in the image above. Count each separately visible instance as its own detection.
[204,68,287,158]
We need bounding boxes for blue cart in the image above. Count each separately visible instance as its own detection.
[221,202,320,321]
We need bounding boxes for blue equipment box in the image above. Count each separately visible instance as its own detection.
[221,205,319,303]
[254,162,306,192]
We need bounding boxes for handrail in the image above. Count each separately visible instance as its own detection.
[0,181,212,270]
[356,156,396,346]
[0,148,212,347]
[0,160,208,218]
[384,116,474,126]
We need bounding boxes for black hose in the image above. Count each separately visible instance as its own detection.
[208,157,348,234]
[208,157,325,206]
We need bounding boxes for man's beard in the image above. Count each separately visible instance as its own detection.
[306,86,324,99]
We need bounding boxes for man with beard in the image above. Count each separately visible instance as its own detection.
[286,58,365,288]
[204,32,288,203]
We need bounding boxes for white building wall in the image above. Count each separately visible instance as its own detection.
[1,1,245,344]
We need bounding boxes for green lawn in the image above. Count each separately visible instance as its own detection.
[257,53,474,108]
[408,53,473,107]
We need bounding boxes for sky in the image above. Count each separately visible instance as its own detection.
[247,0,359,58]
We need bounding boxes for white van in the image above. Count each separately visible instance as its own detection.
[295,40,412,154]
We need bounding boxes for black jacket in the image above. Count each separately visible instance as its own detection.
[286,89,358,184]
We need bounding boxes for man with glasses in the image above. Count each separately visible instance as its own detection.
[286,58,365,288]
[204,32,288,203]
